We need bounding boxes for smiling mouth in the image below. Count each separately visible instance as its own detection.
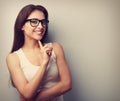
[36,31,42,34]
[34,30,44,35]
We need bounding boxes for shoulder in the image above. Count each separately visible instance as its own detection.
[52,42,63,51]
[6,52,16,60]
[45,42,62,50]
[6,52,18,60]
[52,42,62,48]
[6,52,20,67]
[52,42,64,57]
[6,49,21,61]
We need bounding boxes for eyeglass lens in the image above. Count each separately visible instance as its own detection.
[26,19,49,27]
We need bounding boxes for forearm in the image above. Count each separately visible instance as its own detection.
[35,82,71,101]
[23,42,52,99]
[21,64,47,99]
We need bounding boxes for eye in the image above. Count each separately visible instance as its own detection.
[30,19,38,24]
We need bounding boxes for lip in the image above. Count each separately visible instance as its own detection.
[34,29,44,35]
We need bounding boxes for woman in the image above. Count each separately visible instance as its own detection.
[6,4,72,101]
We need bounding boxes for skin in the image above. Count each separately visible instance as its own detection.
[6,10,72,101]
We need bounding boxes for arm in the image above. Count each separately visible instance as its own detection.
[6,53,47,100]
[6,42,52,100]
[35,42,72,101]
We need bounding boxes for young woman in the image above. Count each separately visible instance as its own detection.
[6,4,72,101]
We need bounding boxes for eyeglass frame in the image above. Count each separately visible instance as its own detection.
[25,18,49,27]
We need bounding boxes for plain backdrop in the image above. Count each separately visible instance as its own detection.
[0,0,120,101]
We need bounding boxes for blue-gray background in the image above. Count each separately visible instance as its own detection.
[0,0,120,101]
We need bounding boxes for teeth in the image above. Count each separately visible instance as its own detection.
[37,32,41,34]
[35,31,42,34]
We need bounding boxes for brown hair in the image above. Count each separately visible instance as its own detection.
[11,4,49,53]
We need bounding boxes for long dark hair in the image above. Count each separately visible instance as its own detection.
[11,4,49,53]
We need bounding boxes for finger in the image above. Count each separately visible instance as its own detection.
[48,51,51,56]
[46,50,52,56]
[45,47,53,52]
[44,44,53,50]
[38,41,43,48]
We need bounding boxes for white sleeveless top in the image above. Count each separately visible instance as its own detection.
[15,43,64,101]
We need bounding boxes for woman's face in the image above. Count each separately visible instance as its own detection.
[22,10,47,41]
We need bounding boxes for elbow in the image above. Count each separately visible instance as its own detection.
[65,81,72,92]
[21,93,33,100]
[20,89,36,100]
[61,80,72,94]
[20,94,31,101]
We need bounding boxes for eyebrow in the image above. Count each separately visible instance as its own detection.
[27,18,45,20]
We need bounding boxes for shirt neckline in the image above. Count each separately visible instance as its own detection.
[20,48,40,68]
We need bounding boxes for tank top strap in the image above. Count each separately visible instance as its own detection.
[15,48,30,68]
[15,48,25,60]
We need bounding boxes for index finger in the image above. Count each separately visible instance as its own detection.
[38,41,43,48]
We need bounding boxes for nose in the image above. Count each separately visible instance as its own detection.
[37,22,43,28]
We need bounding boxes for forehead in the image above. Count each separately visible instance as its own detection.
[27,10,45,19]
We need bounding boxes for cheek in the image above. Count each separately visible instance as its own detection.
[23,25,33,35]
[24,28,32,35]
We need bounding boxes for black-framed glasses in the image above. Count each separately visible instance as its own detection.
[25,18,49,27]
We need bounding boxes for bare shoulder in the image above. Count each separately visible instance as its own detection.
[52,42,63,51]
[52,42,64,57]
[6,52,18,61]
[6,52,20,68]
[52,42,62,48]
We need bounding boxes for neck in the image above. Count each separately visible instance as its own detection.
[22,39,40,50]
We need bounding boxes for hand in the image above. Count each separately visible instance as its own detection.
[38,41,53,66]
